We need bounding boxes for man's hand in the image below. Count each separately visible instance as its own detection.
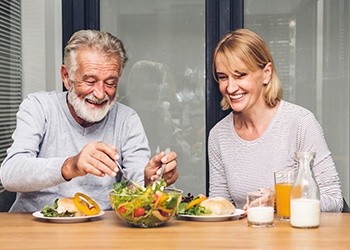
[61,142,119,180]
[144,150,178,187]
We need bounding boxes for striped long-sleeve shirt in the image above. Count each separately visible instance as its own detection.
[208,100,343,212]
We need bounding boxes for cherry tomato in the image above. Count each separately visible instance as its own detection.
[152,194,159,203]
[118,206,126,214]
[134,207,145,217]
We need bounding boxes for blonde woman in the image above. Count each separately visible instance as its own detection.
[208,28,343,212]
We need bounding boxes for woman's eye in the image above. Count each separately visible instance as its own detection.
[236,73,247,78]
[217,75,228,80]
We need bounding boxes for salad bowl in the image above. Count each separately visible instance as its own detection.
[109,181,183,228]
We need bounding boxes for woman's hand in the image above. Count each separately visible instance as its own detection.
[243,188,275,215]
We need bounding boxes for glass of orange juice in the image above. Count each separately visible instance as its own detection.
[274,170,297,221]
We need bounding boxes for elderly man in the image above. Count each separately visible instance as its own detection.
[0,30,178,212]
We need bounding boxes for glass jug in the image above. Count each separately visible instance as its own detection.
[290,151,320,228]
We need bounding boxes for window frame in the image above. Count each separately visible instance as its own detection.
[61,0,244,195]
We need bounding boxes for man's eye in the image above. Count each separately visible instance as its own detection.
[104,80,117,87]
[105,82,117,88]
[85,80,97,85]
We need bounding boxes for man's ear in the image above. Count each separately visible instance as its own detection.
[61,65,71,90]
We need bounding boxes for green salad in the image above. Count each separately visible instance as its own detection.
[177,193,212,216]
[109,180,182,227]
[41,199,75,217]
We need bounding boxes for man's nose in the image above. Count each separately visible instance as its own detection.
[93,81,107,99]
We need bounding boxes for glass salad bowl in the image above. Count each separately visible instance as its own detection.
[109,181,183,228]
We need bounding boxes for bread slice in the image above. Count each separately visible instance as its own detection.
[200,197,236,215]
[56,197,87,216]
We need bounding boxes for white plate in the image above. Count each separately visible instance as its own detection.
[177,209,245,222]
[32,211,105,223]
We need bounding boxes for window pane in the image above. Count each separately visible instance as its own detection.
[100,0,206,195]
[0,0,21,164]
[0,0,21,210]
[244,0,350,203]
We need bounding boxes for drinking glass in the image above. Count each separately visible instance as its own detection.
[274,170,296,221]
[247,191,275,228]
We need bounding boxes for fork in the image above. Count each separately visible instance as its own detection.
[152,148,171,190]
[115,160,144,191]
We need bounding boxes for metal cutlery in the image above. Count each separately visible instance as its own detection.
[115,160,144,191]
[152,148,171,190]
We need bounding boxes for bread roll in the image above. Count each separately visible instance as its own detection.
[56,197,87,216]
[200,197,236,215]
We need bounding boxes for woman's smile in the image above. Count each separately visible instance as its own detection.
[229,93,246,101]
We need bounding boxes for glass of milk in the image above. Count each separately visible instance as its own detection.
[247,190,275,228]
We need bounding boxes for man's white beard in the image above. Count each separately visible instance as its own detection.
[67,86,117,123]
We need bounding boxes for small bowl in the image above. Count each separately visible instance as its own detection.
[109,187,183,228]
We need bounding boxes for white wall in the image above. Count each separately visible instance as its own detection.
[21,0,62,99]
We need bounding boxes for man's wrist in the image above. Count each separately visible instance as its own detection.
[61,157,73,181]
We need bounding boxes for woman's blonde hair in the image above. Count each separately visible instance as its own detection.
[212,28,283,110]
